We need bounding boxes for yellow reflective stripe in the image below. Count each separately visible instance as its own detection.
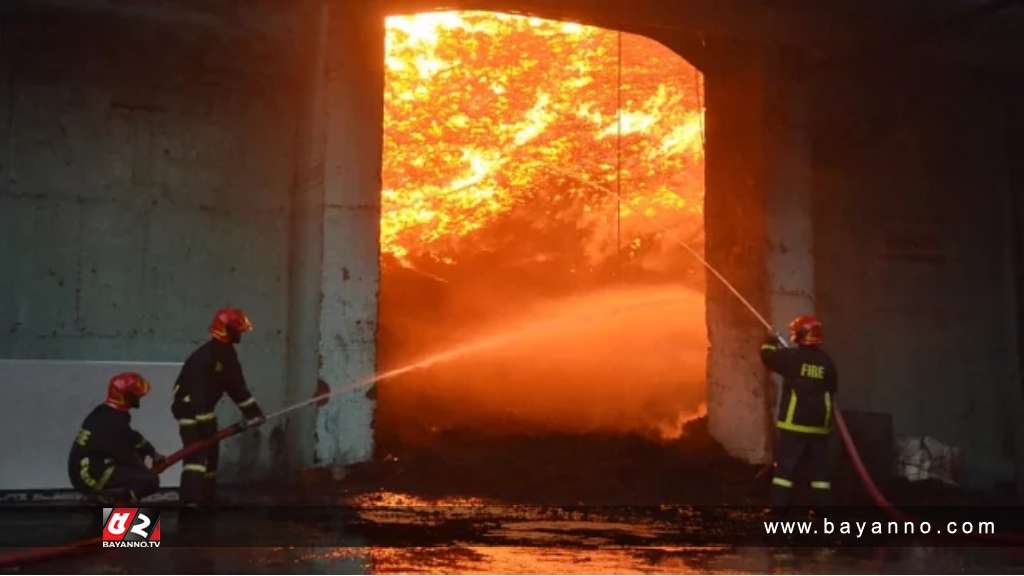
[178,418,197,426]
[79,458,96,488]
[784,390,797,424]
[777,389,832,434]
[79,458,114,491]
[204,471,218,479]
[183,464,207,474]
[75,429,91,447]
[237,397,256,408]
[772,477,793,488]
[761,343,778,351]
[824,391,832,430]
[97,466,115,490]
[811,481,832,490]
[195,412,217,422]
[777,420,831,434]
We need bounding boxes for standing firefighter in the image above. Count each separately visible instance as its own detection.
[172,308,265,505]
[760,315,838,508]
[68,372,163,502]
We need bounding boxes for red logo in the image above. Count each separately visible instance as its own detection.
[101,508,161,548]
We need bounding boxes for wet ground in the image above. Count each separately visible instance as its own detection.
[4,492,1024,574]
[28,544,1024,574]
[4,420,1023,573]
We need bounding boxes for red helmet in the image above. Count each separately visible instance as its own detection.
[106,372,151,411]
[210,307,254,343]
[788,315,823,346]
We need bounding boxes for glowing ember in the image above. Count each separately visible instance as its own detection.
[383,11,704,265]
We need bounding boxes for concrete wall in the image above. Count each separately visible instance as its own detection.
[697,33,1024,491]
[812,57,1024,490]
[0,2,384,486]
[0,3,309,483]
[699,27,1024,490]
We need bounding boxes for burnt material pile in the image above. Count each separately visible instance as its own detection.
[343,416,760,506]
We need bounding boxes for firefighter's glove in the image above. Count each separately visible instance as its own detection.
[148,453,167,470]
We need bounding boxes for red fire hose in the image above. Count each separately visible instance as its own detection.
[0,422,250,569]
[832,403,911,522]
[0,380,339,568]
[152,423,246,475]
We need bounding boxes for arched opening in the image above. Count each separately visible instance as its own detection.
[374,10,712,495]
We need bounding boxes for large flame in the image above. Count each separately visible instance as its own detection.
[382,11,704,266]
[378,12,707,445]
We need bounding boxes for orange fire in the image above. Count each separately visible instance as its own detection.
[377,12,708,446]
[382,11,704,266]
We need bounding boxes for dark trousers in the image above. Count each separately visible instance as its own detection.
[179,422,219,504]
[771,429,833,508]
[74,463,159,502]
[107,465,160,501]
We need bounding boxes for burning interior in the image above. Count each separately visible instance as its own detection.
[376,11,709,455]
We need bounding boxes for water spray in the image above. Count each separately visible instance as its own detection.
[547,164,900,513]
[154,336,515,474]
[675,241,787,348]
[156,288,698,474]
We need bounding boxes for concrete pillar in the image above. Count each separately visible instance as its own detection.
[283,1,382,474]
[763,53,816,421]
[704,49,773,464]
[763,56,815,334]
[315,1,383,470]
[704,48,816,464]
[283,3,329,473]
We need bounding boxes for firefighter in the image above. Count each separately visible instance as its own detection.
[68,372,163,503]
[172,307,265,505]
[760,315,838,508]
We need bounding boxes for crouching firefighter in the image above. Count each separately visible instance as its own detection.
[68,372,164,503]
[172,308,265,505]
[760,315,838,508]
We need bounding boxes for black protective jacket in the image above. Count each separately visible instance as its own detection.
[68,404,155,490]
[171,339,263,430]
[760,337,838,435]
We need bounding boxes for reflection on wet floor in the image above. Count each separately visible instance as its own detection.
[41,544,1024,574]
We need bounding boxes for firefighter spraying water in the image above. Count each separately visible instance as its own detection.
[761,315,838,508]
[171,308,265,506]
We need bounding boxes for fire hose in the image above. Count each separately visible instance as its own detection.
[683,241,1024,548]
[0,384,339,569]
[677,240,907,518]
[679,241,1024,554]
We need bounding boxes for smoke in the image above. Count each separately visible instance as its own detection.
[376,282,707,444]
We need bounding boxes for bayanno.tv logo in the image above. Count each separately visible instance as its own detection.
[101,508,161,548]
